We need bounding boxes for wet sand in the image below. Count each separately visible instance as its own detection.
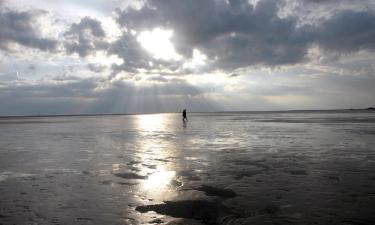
[1,111,375,224]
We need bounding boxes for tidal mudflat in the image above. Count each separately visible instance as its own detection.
[1,111,375,224]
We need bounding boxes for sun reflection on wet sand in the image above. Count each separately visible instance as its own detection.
[141,169,177,201]
[143,170,176,189]
[134,114,180,202]
[135,114,168,132]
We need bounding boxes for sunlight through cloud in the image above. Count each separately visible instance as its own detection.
[137,28,182,61]
[183,49,207,69]
[88,51,124,66]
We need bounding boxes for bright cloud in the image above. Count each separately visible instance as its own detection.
[183,49,207,69]
[137,28,182,61]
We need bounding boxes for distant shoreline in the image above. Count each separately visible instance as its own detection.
[0,108,374,119]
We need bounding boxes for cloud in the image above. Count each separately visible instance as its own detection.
[108,31,182,74]
[108,32,155,73]
[316,10,375,53]
[0,7,57,51]
[64,17,109,57]
[112,0,375,72]
[114,0,313,71]
[0,77,216,115]
[146,75,168,82]
[229,73,239,78]
[304,0,337,3]
[3,0,375,74]
[87,63,107,73]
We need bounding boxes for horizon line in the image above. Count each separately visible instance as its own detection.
[0,108,374,119]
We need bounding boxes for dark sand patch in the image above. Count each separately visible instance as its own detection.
[128,166,142,172]
[170,180,183,187]
[149,218,164,224]
[178,170,201,181]
[114,172,147,179]
[118,182,137,186]
[231,170,263,180]
[136,200,241,224]
[261,204,280,214]
[155,158,171,163]
[143,164,157,169]
[286,169,309,175]
[195,185,237,198]
[0,214,10,218]
[222,159,272,179]
[223,159,271,170]
[166,218,206,225]
[76,217,94,222]
[127,161,141,166]
[101,180,112,185]
[81,170,91,175]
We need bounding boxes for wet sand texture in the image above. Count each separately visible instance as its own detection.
[1,111,375,224]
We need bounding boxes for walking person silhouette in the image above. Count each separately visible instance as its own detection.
[182,109,187,122]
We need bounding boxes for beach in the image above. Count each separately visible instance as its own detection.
[0,111,375,224]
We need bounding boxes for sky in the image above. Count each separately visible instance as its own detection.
[1,0,375,115]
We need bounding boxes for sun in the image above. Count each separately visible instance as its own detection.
[137,28,182,61]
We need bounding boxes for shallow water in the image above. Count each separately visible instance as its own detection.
[0,111,375,224]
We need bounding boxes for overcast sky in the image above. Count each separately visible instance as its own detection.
[1,0,375,115]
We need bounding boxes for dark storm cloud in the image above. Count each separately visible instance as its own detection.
[304,0,336,3]
[112,0,375,72]
[0,77,211,115]
[68,17,105,37]
[0,78,98,99]
[109,33,154,73]
[316,10,375,53]
[0,7,57,51]
[115,0,313,70]
[64,17,109,57]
